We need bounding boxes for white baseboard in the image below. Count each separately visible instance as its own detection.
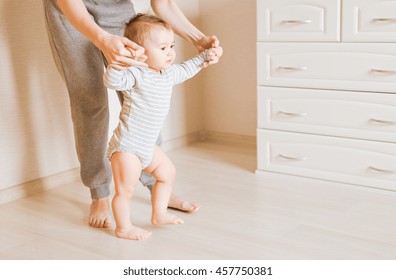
[163,130,256,150]
[0,168,80,205]
[201,131,256,148]
[161,131,204,152]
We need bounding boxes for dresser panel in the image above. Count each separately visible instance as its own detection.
[257,130,396,191]
[257,43,396,93]
[258,86,396,142]
[257,0,340,42]
[343,0,396,42]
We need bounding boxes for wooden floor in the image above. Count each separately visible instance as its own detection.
[1,139,396,260]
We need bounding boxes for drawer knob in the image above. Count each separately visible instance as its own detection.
[368,166,395,174]
[369,118,396,126]
[372,18,396,24]
[278,154,307,161]
[281,19,312,25]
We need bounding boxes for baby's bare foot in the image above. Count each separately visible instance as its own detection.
[115,225,152,241]
[168,194,201,213]
[89,198,113,228]
[152,212,184,225]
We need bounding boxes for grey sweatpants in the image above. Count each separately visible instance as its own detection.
[43,0,158,199]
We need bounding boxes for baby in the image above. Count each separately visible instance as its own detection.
[103,13,220,240]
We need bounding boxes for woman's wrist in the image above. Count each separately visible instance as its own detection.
[92,29,110,51]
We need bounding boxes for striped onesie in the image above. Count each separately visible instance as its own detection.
[103,52,209,168]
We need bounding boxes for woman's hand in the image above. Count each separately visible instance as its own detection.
[98,32,148,70]
[197,35,223,67]
[56,0,147,70]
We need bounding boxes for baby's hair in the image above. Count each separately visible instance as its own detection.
[125,13,172,46]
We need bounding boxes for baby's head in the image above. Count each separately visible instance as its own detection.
[125,14,176,72]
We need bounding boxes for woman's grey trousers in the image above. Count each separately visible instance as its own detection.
[43,0,158,199]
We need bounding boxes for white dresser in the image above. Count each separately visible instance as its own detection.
[256,0,396,191]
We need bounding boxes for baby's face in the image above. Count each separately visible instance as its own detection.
[143,27,176,72]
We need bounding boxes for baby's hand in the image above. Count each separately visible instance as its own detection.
[202,47,222,68]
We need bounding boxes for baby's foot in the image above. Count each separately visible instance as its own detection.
[89,198,113,228]
[115,226,152,241]
[168,194,201,213]
[152,212,184,225]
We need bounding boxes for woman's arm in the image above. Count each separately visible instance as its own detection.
[56,0,147,69]
[150,0,204,48]
[150,0,223,63]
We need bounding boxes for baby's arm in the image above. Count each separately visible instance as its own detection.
[172,49,214,85]
[103,65,137,91]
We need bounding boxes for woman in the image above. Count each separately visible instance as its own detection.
[43,0,222,228]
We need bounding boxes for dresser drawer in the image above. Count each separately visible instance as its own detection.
[257,130,396,191]
[257,43,396,93]
[258,87,396,143]
[257,0,340,42]
[343,0,396,42]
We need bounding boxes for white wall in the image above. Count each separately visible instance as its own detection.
[0,0,256,192]
[199,0,257,137]
[0,0,78,190]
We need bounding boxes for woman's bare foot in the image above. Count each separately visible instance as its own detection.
[115,225,152,240]
[168,194,201,213]
[89,197,113,228]
[152,212,184,225]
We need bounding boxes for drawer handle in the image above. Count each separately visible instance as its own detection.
[372,18,396,24]
[369,118,396,125]
[278,154,307,161]
[278,66,308,71]
[368,166,395,174]
[281,19,312,25]
[370,69,396,75]
[278,111,308,117]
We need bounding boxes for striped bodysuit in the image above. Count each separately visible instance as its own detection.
[103,52,208,168]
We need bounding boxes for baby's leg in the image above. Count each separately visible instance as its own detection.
[111,152,152,240]
[145,146,184,225]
